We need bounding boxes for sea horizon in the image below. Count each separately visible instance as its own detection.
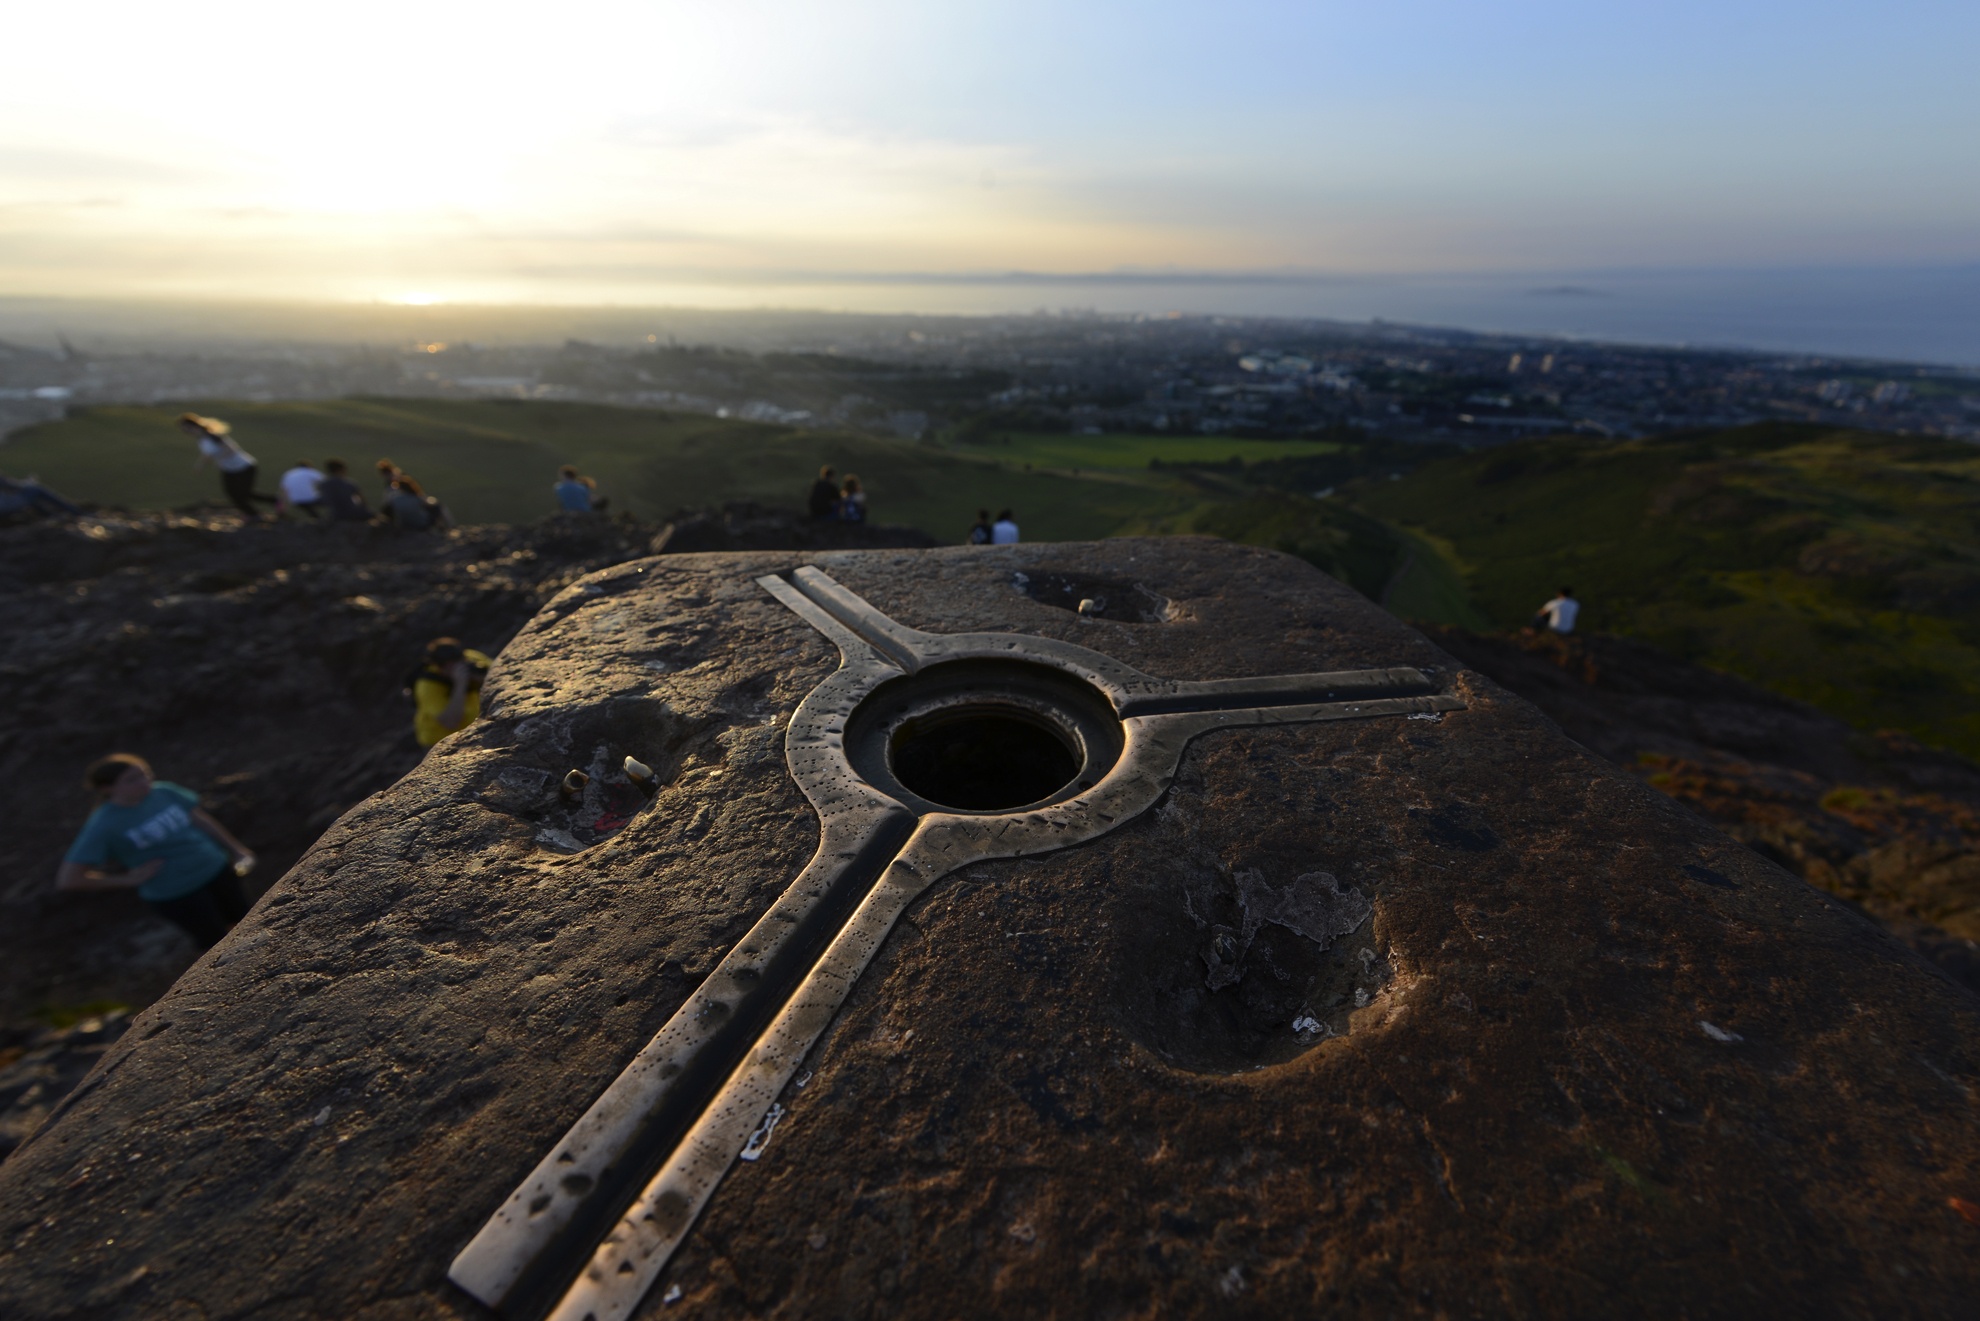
[1,263,1975,368]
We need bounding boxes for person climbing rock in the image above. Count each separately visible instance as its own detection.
[55,754,256,951]
[410,638,492,747]
[181,414,275,522]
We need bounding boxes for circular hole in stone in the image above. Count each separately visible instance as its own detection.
[846,658,1122,815]
[889,705,1080,811]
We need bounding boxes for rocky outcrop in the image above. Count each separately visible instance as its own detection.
[0,540,1973,1318]
[0,509,655,1029]
[1428,626,1980,989]
[650,501,937,555]
[0,1013,129,1160]
[0,504,936,1032]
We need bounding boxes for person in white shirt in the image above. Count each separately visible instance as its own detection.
[991,509,1019,545]
[1536,587,1580,634]
[180,413,274,522]
[278,461,326,518]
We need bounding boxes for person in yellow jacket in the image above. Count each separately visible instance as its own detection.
[410,637,492,747]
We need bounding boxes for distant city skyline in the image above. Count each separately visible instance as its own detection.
[2,1,1975,314]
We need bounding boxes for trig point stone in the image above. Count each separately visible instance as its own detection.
[2,538,1975,1318]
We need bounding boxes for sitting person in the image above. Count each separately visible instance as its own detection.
[409,638,493,747]
[56,754,257,950]
[1533,586,1580,635]
[968,509,993,545]
[554,465,607,513]
[808,466,839,520]
[379,475,450,531]
[278,459,325,518]
[992,509,1019,544]
[836,474,867,523]
[0,474,82,521]
[317,459,371,521]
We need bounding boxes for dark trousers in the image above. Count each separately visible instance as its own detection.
[220,466,275,518]
[147,867,251,949]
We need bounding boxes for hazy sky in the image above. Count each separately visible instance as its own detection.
[2,1,1974,306]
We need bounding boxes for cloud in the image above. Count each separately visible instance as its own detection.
[1,2,1976,302]
[0,146,212,185]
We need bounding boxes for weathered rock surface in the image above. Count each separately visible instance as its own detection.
[0,508,658,1026]
[0,1013,131,1159]
[650,501,937,555]
[1,539,1976,1318]
[0,504,932,1029]
[1429,626,1980,990]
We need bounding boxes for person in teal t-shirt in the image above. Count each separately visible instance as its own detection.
[57,754,258,950]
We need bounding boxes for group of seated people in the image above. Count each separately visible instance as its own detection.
[178,415,600,530]
[806,466,868,523]
[273,458,452,530]
[278,458,609,527]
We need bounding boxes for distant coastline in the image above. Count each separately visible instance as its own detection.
[1,264,1975,365]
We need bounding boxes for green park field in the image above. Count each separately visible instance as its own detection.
[964,430,1343,473]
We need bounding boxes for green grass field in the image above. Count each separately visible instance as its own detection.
[15,401,1976,758]
[1349,422,1980,757]
[2,400,1221,543]
[956,430,1344,475]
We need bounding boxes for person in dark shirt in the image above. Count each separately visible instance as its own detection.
[379,475,449,531]
[317,459,370,521]
[807,466,839,520]
[375,458,406,510]
[968,508,993,544]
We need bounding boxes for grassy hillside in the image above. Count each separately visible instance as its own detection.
[1349,422,1980,757]
[960,430,1344,473]
[1,399,1216,542]
[19,402,1970,759]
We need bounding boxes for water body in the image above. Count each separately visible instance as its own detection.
[730,264,1980,366]
[1,265,1972,366]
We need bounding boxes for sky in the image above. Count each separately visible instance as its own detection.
[1,1,1975,309]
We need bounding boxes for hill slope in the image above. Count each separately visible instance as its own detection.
[1346,423,1980,758]
[1,399,1212,542]
[1432,627,1979,984]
